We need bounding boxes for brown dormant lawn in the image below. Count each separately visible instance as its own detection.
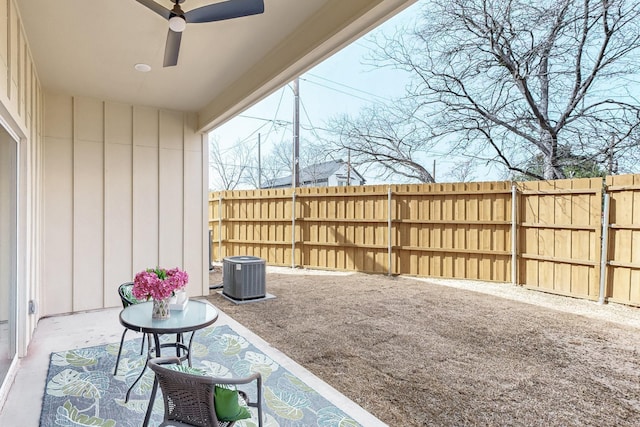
[207,267,640,427]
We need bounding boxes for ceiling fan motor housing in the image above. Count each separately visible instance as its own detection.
[135,0,265,67]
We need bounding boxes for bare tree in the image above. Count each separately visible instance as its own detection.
[269,139,294,174]
[246,140,291,188]
[298,138,334,183]
[446,159,478,183]
[254,138,333,187]
[328,102,437,182]
[209,136,250,190]
[340,0,640,180]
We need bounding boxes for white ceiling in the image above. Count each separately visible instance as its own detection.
[16,0,414,132]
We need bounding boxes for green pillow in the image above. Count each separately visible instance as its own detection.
[164,365,250,422]
[214,386,251,422]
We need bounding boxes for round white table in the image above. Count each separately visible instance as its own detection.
[119,299,219,426]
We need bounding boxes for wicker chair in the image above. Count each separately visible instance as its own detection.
[113,282,147,375]
[148,356,264,427]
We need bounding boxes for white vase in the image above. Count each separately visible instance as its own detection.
[152,297,170,319]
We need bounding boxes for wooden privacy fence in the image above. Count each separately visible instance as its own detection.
[209,174,640,307]
[517,179,603,301]
[605,174,640,306]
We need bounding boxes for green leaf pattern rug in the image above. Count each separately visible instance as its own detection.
[40,324,361,427]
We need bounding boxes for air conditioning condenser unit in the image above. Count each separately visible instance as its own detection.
[222,256,266,301]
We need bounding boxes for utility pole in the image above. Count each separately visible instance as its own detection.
[347,148,351,186]
[432,159,436,182]
[293,78,300,188]
[607,134,617,175]
[257,133,261,189]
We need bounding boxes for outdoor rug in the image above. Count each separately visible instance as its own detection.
[40,324,360,427]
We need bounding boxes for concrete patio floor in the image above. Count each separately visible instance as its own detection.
[0,301,386,426]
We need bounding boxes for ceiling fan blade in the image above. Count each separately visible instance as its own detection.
[134,0,172,20]
[163,29,182,67]
[185,0,264,23]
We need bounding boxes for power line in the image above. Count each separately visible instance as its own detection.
[213,87,290,154]
[238,121,270,145]
[304,72,392,102]
[225,72,397,146]
[237,114,291,126]
[257,86,288,148]
[213,70,401,157]
[299,77,386,104]
[299,96,325,141]
[213,120,271,156]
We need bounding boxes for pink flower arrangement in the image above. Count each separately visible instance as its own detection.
[132,267,189,301]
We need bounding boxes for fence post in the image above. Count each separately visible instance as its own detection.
[291,191,296,269]
[218,193,223,262]
[511,184,517,285]
[388,186,392,276]
[209,229,213,270]
[598,192,610,305]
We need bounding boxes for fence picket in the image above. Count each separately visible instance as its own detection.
[209,174,640,306]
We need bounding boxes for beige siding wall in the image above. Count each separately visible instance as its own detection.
[0,0,44,356]
[0,0,210,357]
[0,0,41,134]
[42,93,207,316]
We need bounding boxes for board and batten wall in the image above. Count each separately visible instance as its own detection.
[0,0,44,359]
[43,93,208,316]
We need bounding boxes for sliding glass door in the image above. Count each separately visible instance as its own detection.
[0,127,17,386]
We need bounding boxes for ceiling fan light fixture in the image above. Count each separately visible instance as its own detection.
[135,0,266,67]
[168,15,186,32]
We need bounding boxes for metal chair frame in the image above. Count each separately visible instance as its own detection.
[148,356,264,427]
[113,282,147,375]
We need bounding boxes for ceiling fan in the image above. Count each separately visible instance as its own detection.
[135,0,265,67]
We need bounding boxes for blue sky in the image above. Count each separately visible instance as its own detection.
[208,2,504,189]
[207,4,418,188]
